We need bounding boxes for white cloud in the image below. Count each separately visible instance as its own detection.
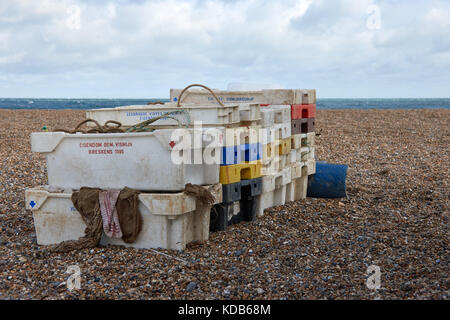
[0,0,449,98]
[0,52,26,64]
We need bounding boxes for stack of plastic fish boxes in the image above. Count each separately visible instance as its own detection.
[86,101,265,233]
[254,105,291,216]
[210,104,263,231]
[287,92,316,202]
[169,87,317,218]
[254,93,316,215]
[25,102,257,250]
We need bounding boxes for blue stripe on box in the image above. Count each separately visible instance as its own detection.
[241,143,262,162]
[221,146,241,166]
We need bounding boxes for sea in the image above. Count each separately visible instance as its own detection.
[0,98,449,110]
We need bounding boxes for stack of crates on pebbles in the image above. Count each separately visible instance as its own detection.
[25,86,252,250]
[210,105,263,232]
[170,86,317,226]
[24,84,317,251]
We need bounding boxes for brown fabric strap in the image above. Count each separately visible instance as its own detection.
[116,187,143,244]
[184,183,216,206]
[50,187,103,253]
[49,187,143,253]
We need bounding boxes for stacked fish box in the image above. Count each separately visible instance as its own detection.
[85,103,240,129]
[256,105,292,216]
[26,102,257,250]
[210,104,263,231]
[285,91,317,204]
[170,87,317,218]
[25,184,222,251]
[25,85,317,251]
[87,97,265,233]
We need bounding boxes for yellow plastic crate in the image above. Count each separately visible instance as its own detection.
[220,161,262,185]
[278,138,292,156]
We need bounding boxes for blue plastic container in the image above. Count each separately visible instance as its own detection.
[241,143,262,162]
[221,146,241,166]
[307,161,348,198]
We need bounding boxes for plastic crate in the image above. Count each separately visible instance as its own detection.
[291,104,316,119]
[219,161,262,185]
[31,129,221,191]
[86,103,240,128]
[292,118,315,134]
[25,184,222,251]
[170,88,316,105]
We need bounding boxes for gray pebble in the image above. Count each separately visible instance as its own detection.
[235,250,244,257]
[186,282,197,292]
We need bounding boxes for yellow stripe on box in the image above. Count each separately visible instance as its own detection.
[278,138,292,156]
[220,161,262,185]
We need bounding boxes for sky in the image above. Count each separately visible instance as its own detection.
[0,0,449,98]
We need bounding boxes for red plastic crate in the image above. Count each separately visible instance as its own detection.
[291,104,316,119]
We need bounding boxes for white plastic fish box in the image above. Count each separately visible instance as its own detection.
[170,88,316,105]
[262,154,288,176]
[284,160,316,202]
[300,146,315,162]
[286,162,307,202]
[25,184,222,251]
[286,159,316,201]
[303,159,317,176]
[256,167,291,216]
[290,146,315,163]
[260,108,275,128]
[31,128,223,191]
[222,125,264,146]
[260,105,291,128]
[291,133,316,150]
[286,176,308,202]
[85,103,240,128]
[238,104,261,122]
[273,122,292,140]
[268,105,291,123]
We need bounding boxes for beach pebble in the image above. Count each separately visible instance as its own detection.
[186,282,197,292]
[0,109,447,300]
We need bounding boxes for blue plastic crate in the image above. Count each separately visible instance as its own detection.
[221,146,241,166]
[241,143,262,162]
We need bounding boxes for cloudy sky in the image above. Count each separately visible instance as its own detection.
[0,0,449,98]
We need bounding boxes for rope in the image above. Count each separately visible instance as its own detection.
[53,110,191,134]
[176,83,225,108]
[184,183,216,206]
[54,119,123,134]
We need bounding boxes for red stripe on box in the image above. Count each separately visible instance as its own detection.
[291,104,316,119]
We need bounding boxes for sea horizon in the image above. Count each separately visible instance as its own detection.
[0,97,449,110]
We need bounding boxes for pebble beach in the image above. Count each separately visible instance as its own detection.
[0,108,448,300]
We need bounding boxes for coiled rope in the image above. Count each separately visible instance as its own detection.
[54,110,191,134]
[176,83,224,107]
